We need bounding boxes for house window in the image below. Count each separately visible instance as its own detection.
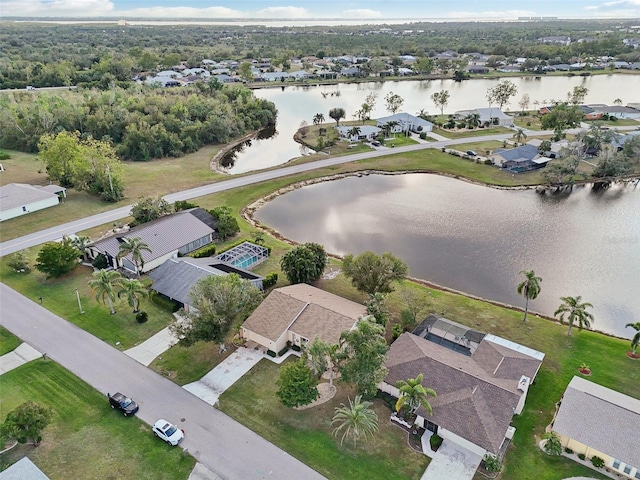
[634,470,640,479]
[613,460,621,469]
[623,465,631,475]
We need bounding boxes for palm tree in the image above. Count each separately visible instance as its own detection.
[512,128,527,144]
[117,278,148,313]
[307,338,339,387]
[332,395,379,446]
[395,373,436,417]
[625,322,640,355]
[117,237,152,277]
[465,113,480,129]
[554,296,594,336]
[386,120,400,136]
[313,113,325,125]
[88,269,123,315]
[517,270,542,322]
[346,126,361,141]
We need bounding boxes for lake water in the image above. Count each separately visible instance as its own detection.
[254,174,640,338]
[226,74,640,173]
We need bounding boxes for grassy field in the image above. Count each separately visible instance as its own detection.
[219,358,429,480]
[514,115,544,130]
[447,140,505,156]
[0,360,195,479]
[0,256,175,350]
[0,325,21,355]
[433,126,513,139]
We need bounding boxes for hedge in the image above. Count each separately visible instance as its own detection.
[151,293,181,313]
[189,244,217,258]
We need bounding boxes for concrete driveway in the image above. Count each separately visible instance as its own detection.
[421,438,482,480]
[0,283,326,480]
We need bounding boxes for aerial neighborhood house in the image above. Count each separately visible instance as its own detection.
[0,183,66,222]
[376,113,434,133]
[145,76,182,87]
[538,35,571,45]
[527,138,567,158]
[241,284,367,355]
[612,130,640,151]
[490,144,551,172]
[590,105,640,119]
[86,208,218,275]
[551,376,640,479]
[538,104,603,120]
[456,108,514,126]
[380,315,544,459]
[467,65,490,74]
[335,125,381,142]
[149,257,264,311]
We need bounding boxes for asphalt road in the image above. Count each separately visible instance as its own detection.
[0,283,327,480]
[0,132,516,257]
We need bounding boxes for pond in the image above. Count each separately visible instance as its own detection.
[226,74,640,173]
[254,173,640,338]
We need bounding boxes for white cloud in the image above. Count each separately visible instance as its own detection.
[342,9,383,18]
[584,0,640,15]
[447,9,537,19]
[1,0,115,17]
[117,6,242,18]
[255,6,310,18]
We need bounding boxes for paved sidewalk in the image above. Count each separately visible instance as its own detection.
[0,342,41,375]
[428,131,450,141]
[188,463,223,480]
[421,438,482,480]
[124,327,177,366]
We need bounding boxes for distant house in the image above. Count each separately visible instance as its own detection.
[467,65,490,74]
[86,208,217,275]
[380,315,544,457]
[456,108,514,126]
[376,113,433,133]
[590,105,640,120]
[551,376,640,479]
[497,65,521,73]
[182,68,210,77]
[527,138,567,158]
[0,183,66,222]
[539,105,601,120]
[289,70,311,80]
[241,284,367,354]
[260,72,289,82]
[145,76,182,87]
[612,131,640,151]
[340,66,362,77]
[335,125,381,142]
[149,257,264,311]
[538,35,571,45]
[396,67,415,76]
[155,70,183,78]
[490,144,550,172]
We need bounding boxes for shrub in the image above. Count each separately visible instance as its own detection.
[591,456,605,468]
[92,254,108,270]
[419,132,427,140]
[174,200,198,211]
[291,344,301,352]
[277,345,290,357]
[135,311,148,323]
[429,434,443,451]
[266,349,277,357]
[375,391,396,411]
[0,151,11,160]
[151,293,181,313]
[392,323,403,340]
[263,272,278,289]
[578,453,586,460]
[7,252,30,273]
[483,454,501,473]
[564,447,573,454]
[190,244,217,258]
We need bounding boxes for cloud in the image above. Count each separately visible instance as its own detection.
[1,0,115,16]
[255,6,310,18]
[117,6,242,18]
[447,9,537,19]
[342,9,383,18]
[585,0,640,15]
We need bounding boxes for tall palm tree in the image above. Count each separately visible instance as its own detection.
[306,338,339,387]
[625,322,640,355]
[117,278,148,313]
[313,113,325,125]
[88,269,123,315]
[332,395,379,446]
[117,237,152,277]
[554,296,594,336]
[347,126,361,140]
[465,113,480,129]
[395,373,437,417]
[517,270,542,322]
[513,128,527,144]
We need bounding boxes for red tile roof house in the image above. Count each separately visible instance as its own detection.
[379,315,544,458]
[240,284,367,355]
[86,208,217,275]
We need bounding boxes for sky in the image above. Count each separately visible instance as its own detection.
[2,0,640,20]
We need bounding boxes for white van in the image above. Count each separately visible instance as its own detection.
[26,85,35,91]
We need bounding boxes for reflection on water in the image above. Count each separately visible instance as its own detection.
[220,124,278,169]
[255,174,640,338]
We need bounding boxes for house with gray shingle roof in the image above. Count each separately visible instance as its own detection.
[380,316,543,457]
[489,144,551,172]
[376,113,433,134]
[241,284,367,354]
[551,376,640,478]
[0,183,66,222]
[86,208,217,275]
[455,108,514,126]
[149,257,263,310]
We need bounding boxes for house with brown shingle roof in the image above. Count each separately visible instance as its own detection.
[240,284,367,354]
[380,316,543,457]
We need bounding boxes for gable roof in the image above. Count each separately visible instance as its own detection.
[149,257,262,305]
[89,208,216,264]
[376,113,433,129]
[242,284,366,345]
[0,183,65,212]
[492,144,540,163]
[553,376,640,468]
[385,332,543,453]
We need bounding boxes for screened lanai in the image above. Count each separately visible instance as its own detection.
[213,241,269,270]
[413,314,486,356]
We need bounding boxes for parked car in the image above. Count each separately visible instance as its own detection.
[466,150,477,156]
[152,419,184,446]
[26,85,35,91]
[371,140,381,147]
[108,392,139,416]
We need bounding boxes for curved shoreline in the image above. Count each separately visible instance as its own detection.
[209,130,261,173]
[242,169,631,341]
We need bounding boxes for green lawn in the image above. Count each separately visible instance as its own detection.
[586,118,640,127]
[447,140,505,156]
[433,126,513,139]
[0,256,175,350]
[514,115,544,130]
[0,360,195,480]
[0,325,21,355]
[219,358,428,480]
[382,134,419,147]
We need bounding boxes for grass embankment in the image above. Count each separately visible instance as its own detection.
[0,146,224,242]
[219,358,428,480]
[0,259,174,350]
[0,360,195,480]
[0,325,21,355]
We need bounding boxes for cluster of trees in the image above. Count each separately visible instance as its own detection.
[0,85,277,162]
